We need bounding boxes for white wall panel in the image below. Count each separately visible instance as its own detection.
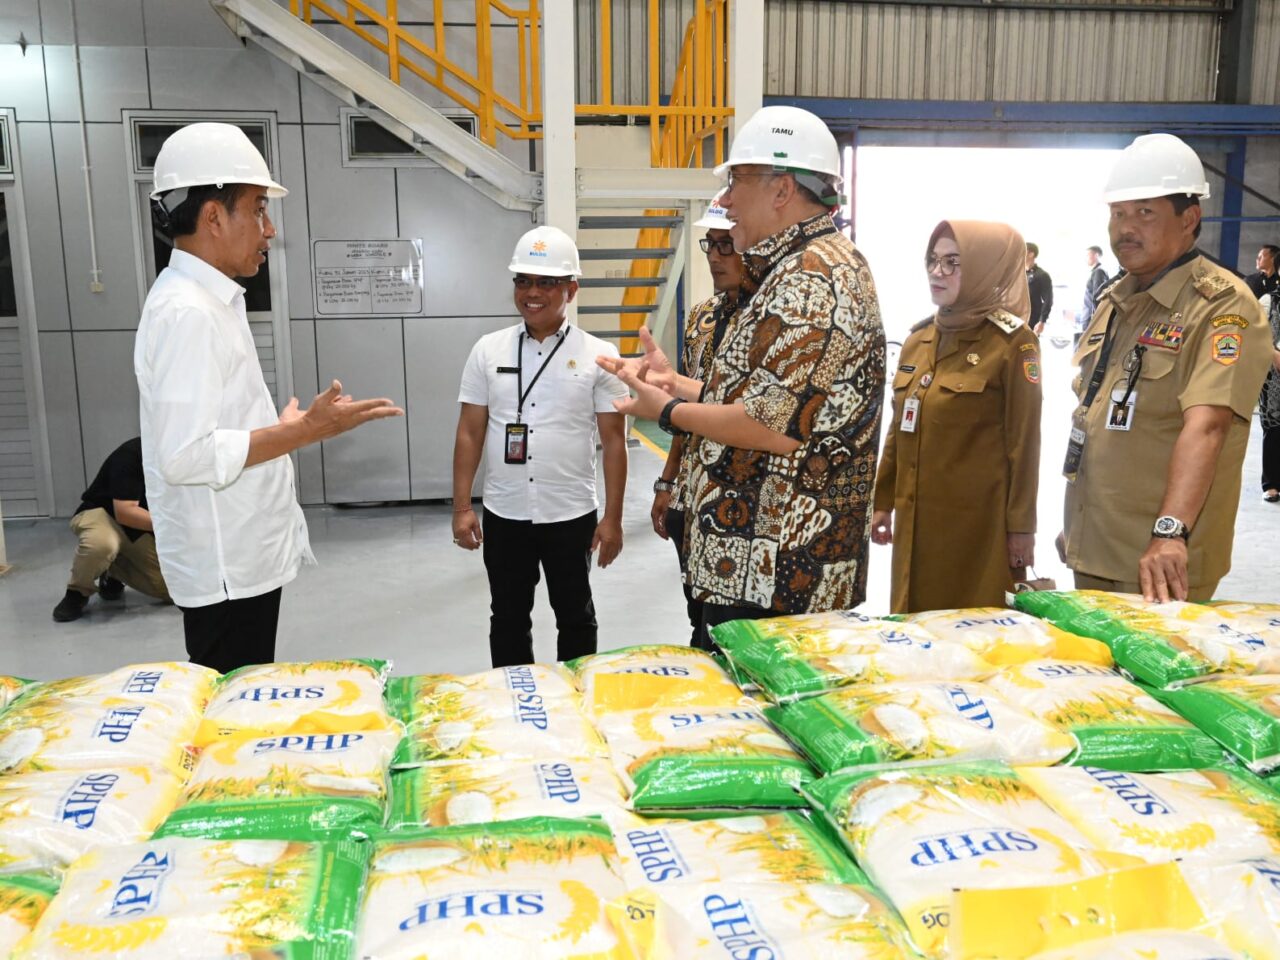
[0,46,53,122]
[278,124,314,321]
[36,331,84,514]
[314,317,411,502]
[394,166,533,317]
[288,319,324,504]
[147,47,303,123]
[141,0,242,49]
[16,121,71,332]
[43,45,150,123]
[49,122,141,332]
[0,0,41,42]
[37,0,145,47]
[302,125,398,241]
[71,330,139,488]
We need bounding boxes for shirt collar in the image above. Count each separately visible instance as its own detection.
[167,249,245,306]
[738,214,838,305]
[1109,248,1200,312]
[522,319,570,342]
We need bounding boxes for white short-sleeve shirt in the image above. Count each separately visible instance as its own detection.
[458,322,628,523]
[134,249,313,608]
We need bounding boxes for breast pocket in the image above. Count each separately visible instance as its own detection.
[1131,348,1181,427]
[931,371,996,424]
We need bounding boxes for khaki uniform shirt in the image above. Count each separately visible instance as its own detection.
[684,214,885,614]
[1064,253,1269,586]
[874,312,1041,613]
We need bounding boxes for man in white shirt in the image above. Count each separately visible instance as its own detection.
[451,226,629,667]
[135,123,402,672]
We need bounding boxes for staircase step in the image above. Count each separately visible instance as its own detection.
[578,305,659,315]
[577,277,666,288]
[579,215,684,230]
[580,248,676,260]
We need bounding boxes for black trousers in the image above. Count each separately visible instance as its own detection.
[698,601,773,653]
[180,588,282,674]
[1263,425,1280,491]
[482,508,598,667]
[664,507,704,649]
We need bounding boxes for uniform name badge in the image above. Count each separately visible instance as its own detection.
[1105,382,1137,431]
[504,422,529,464]
[1062,422,1086,483]
[901,397,920,433]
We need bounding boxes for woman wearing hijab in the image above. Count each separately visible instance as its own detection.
[870,220,1042,613]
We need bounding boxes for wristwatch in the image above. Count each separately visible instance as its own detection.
[653,478,676,494]
[1152,515,1190,540]
[658,397,687,436]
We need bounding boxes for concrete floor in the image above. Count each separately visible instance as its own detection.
[3,345,1278,681]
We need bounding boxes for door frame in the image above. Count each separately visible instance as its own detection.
[120,110,294,405]
[0,109,56,516]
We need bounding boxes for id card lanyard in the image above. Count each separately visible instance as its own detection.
[1062,307,1119,482]
[505,329,567,464]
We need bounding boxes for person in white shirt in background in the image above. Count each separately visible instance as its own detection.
[451,226,629,667]
[135,123,403,673]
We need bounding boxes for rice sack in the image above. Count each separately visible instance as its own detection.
[986,660,1223,770]
[1155,675,1280,774]
[0,768,184,873]
[393,687,602,767]
[596,707,813,811]
[0,873,58,958]
[14,836,367,959]
[766,681,1074,775]
[904,608,1113,667]
[803,763,1111,958]
[1017,766,1280,865]
[1179,857,1280,960]
[1013,591,1278,686]
[0,700,197,779]
[711,612,993,704]
[156,727,401,840]
[195,659,392,746]
[385,665,577,726]
[1027,931,1244,960]
[608,810,864,888]
[15,664,217,724]
[0,678,33,714]
[388,758,627,828]
[357,817,628,960]
[568,646,749,718]
[640,880,914,960]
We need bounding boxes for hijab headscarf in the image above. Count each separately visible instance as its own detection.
[929,220,1031,332]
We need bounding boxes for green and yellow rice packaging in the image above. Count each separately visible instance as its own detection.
[766,680,1075,775]
[903,607,1113,666]
[357,817,630,959]
[388,757,627,828]
[14,836,367,959]
[156,726,401,840]
[711,610,994,704]
[595,706,812,811]
[985,660,1223,770]
[1153,674,1280,774]
[0,873,58,957]
[567,645,750,718]
[0,768,184,873]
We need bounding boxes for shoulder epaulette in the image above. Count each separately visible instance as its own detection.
[987,309,1025,334]
[909,316,933,333]
[1194,272,1236,302]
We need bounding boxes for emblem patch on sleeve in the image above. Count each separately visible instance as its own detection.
[1212,331,1242,366]
[1023,358,1041,383]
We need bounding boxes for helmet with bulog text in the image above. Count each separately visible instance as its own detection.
[508,225,581,277]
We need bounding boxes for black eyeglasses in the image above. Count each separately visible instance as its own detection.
[925,255,961,277]
[699,237,736,256]
[512,276,571,290]
[1113,343,1147,413]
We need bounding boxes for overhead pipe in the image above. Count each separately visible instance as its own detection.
[70,0,103,293]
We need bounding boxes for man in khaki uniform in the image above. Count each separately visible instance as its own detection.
[1061,134,1271,602]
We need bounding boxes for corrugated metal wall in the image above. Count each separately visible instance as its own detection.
[1254,0,1280,102]
[764,0,1219,102]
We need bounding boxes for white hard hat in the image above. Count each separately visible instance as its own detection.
[694,188,733,230]
[713,105,841,184]
[1103,133,1210,203]
[508,225,580,277]
[149,122,287,205]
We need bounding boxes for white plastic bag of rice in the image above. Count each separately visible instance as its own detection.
[1028,930,1244,959]
[904,608,1112,666]
[568,645,750,718]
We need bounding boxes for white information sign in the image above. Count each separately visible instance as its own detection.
[313,239,424,316]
